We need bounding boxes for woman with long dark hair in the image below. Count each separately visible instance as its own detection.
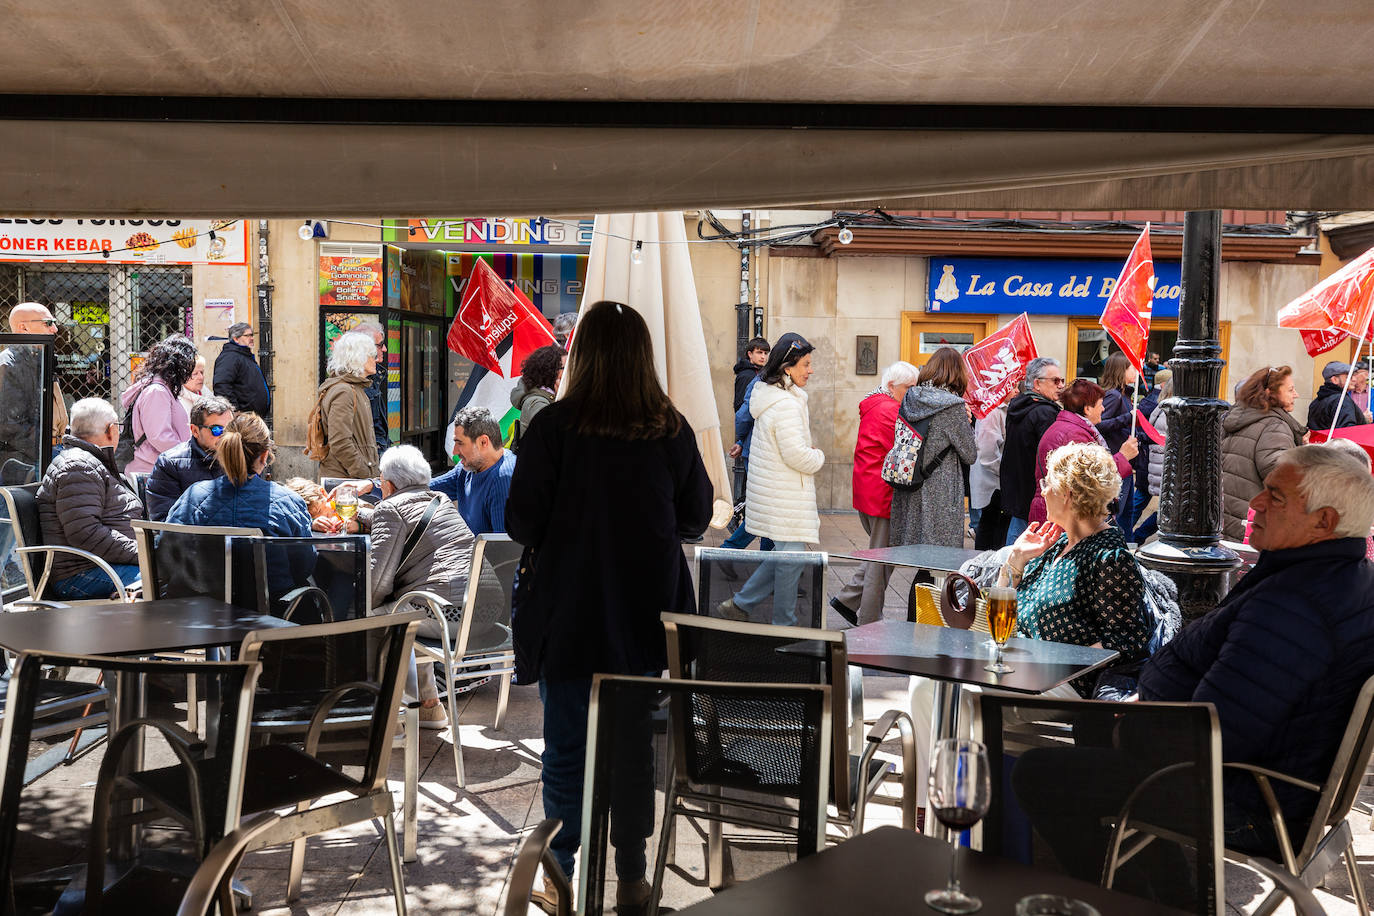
[888,346,976,550]
[506,300,712,913]
[119,334,197,472]
[1096,351,1141,533]
[717,332,825,625]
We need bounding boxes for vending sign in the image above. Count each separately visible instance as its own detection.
[383,217,594,247]
[319,255,384,308]
[0,218,248,265]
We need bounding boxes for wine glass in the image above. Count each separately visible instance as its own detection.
[985,586,1017,674]
[333,484,359,523]
[926,738,991,914]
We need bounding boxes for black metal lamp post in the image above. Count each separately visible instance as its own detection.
[1137,210,1241,620]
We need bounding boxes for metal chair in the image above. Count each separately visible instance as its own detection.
[106,613,423,914]
[174,812,286,916]
[1109,674,1374,916]
[694,546,828,628]
[226,533,422,864]
[978,692,1224,916]
[503,819,572,916]
[1,483,135,605]
[1246,857,1331,916]
[401,533,520,788]
[581,674,831,916]
[123,471,150,514]
[662,612,916,888]
[0,651,261,916]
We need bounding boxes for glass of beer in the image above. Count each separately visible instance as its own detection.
[333,484,359,521]
[985,586,1017,674]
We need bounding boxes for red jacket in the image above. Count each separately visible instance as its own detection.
[1029,410,1133,523]
[852,391,900,518]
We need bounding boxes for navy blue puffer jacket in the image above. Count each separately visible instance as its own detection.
[146,437,223,521]
[165,473,312,537]
[1139,537,1374,831]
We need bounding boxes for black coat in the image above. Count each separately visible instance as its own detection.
[999,392,1060,520]
[145,437,223,521]
[211,341,270,417]
[1306,381,1364,432]
[366,371,389,455]
[732,358,758,412]
[506,403,713,682]
[1140,537,1374,830]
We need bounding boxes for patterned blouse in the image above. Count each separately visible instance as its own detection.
[1016,526,1151,697]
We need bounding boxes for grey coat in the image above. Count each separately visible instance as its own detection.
[1146,404,1169,497]
[368,484,474,621]
[1220,405,1305,541]
[36,436,144,580]
[889,385,977,548]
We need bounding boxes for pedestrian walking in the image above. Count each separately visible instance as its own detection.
[118,334,197,473]
[1000,357,1065,544]
[1096,352,1141,534]
[211,322,270,417]
[1221,365,1305,542]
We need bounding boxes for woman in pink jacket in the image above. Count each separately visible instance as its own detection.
[830,361,920,626]
[1029,379,1138,525]
[119,335,198,473]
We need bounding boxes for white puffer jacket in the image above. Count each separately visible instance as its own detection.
[745,380,825,543]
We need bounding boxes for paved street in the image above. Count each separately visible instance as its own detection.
[10,513,1372,914]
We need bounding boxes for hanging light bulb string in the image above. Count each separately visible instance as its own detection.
[67,220,242,259]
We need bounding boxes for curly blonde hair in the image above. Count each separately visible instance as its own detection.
[1041,442,1122,520]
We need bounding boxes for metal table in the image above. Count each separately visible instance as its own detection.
[675,825,1192,916]
[830,544,983,573]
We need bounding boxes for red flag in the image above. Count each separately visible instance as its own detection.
[1099,226,1155,373]
[1301,327,1351,358]
[446,258,556,374]
[962,313,1038,420]
[1279,246,1374,335]
[1136,410,1165,446]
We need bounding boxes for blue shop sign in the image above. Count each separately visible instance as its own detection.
[927,257,1182,319]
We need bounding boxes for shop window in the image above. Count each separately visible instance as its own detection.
[1066,318,1230,395]
[900,313,998,367]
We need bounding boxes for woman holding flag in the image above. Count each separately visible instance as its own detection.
[1095,352,1142,535]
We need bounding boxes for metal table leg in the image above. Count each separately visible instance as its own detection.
[109,669,147,860]
[926,680,964,843]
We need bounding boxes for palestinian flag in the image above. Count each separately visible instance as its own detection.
[444,258,557,458]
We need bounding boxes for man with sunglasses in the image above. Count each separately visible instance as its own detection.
[1000,356,1066,545]
[145,395,234,520]
[0,302,69,472]
[211,322,270,417]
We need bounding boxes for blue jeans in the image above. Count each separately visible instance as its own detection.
[732,541,806,626]
[1114,474,1136,537]
[1005,516,1029,546]
[539,676,656,882]
[52,563,140,600]
[721,524,774,551]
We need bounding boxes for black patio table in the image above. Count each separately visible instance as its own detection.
[829,543,983,573]
[674,825,1191,916]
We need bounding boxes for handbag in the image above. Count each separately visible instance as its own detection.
[880,413,939,491]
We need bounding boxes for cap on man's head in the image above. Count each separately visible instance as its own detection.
[1324,361,1353,382]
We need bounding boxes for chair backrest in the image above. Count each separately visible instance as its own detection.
[132,519,262,602]
[1298,673,1374,857]
[235,610,421,828]
[503,819,571,916]
[226,534,369,623]
[578,674,830,916]
[453,534,521,656]
[661,612,858,813]
[977,692,1223,916]
[694,546,828,627]
[0,651,261,900]
[1,483,45,594]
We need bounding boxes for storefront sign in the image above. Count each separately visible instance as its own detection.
[383,217,593,247]
[0,218,248,265]
[319,255,383,307]
[447,252,587,319]
[927,257,1182,319]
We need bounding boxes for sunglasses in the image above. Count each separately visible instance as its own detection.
[198,423,226,437]
[27,318,58,328]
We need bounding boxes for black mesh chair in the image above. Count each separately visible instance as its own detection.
[0,651,261,916]
[2,483,136,605]
[695,546,828,628]
[401,533,520,788]
[977,692,1224,916]
[661,612,916,888]
[226,534,366,624]
[1110,674,1374,916]
[581,674,831,916]
[107,613,422,913]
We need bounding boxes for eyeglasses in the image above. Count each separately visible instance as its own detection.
[25,318,58,328]
[198,424,226,437]
[1038,375,1067,386]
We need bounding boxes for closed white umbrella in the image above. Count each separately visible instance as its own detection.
[577,212,733,528]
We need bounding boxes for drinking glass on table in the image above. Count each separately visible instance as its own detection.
[985,585,1017,674]
[332,484,359,522]
[926,738,991,914]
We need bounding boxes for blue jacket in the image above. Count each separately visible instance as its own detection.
[145,437,223,521]
[734,376,759,458]
[165,473,313,537]
[1139,537,1374,830]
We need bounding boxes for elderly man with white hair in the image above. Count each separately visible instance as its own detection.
[35,397,144,598]
[363,444,475,729]
[1015,445,1374,891]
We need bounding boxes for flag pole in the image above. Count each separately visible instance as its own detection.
[1327,316,1372,437]
[1130,373,1140,438]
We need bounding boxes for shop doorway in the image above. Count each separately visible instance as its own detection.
[900,313,998,367]
[1067,318,1231,395]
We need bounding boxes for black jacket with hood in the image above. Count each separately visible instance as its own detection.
[999,391,1061,520]
[733,357,759,412]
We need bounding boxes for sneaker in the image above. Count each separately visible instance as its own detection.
[529,873,562,915]
[418,703,449,730]
[717,598,748,621]
[829,597,859,627]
